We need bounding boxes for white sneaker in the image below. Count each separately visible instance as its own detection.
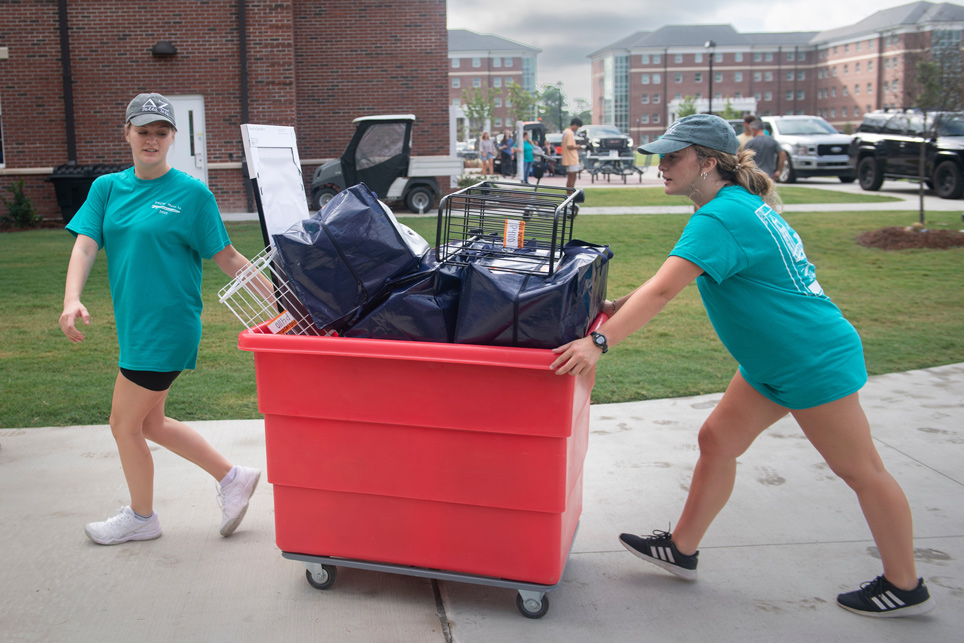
[85,506,162,545]
[217,466,261,536]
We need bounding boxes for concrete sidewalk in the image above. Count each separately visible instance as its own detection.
[1,363,962,642]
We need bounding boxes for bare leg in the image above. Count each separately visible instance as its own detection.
[109,373,167,516]
[672,371,788,555]
[142,413,233,482]
[792,394,918,590]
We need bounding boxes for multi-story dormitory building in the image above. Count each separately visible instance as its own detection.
[0,0,450,220]
[589,1,964,145]
[447,29,540,136]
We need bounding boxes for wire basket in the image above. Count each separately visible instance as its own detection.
[218,246,328,336]
[435,181,580,276]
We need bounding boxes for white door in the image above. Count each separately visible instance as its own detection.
[167,95,207,183]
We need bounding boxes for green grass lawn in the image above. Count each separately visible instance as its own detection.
[2,209,961,428]
[581,185,902,208]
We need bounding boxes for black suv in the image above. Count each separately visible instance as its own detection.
[575,124,634,171]
[849,111,964,199]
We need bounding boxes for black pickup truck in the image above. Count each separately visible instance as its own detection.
[849,111,964,199]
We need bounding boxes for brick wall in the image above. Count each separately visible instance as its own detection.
[0,0,449,220]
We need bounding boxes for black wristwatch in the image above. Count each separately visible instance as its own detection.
[590,331,609,354]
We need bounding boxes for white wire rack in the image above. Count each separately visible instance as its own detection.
[218,246,327,336]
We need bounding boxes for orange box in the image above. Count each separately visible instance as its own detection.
[238,325,599,585]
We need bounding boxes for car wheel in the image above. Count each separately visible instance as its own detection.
[777,159,796,183]
[312,187,338,210]
[933,161,964,199]
[857,157,884,191]
[404,186,435,213]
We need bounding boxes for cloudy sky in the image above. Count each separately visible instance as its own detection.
[447,0,924,103]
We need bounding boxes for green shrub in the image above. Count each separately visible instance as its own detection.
[2,180,41,228]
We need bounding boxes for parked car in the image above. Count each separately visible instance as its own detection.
[848,110,964,199]
[575,124,634,172]
[760,115,856,183]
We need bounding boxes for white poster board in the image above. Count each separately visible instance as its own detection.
[240,124,311,246]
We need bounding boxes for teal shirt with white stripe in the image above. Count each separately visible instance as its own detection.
[670,185,866,408]
[67,167,231,371]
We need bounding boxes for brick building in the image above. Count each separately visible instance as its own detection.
[589,1,964,144]
[0,0,450,220]
[447,29,540,136]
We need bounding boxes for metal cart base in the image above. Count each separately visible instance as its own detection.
[284,523,579,619]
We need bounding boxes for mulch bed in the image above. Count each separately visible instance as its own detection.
[856,226,964,250]
[1,219,66,233]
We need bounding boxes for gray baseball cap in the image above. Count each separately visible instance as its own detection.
[126,93,177,129]
[637,114,738,155]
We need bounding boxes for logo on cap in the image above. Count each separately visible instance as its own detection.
[140,98,171,117]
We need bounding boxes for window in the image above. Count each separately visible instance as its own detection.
[674,73,682,83]
[694,53,703,63]
[831,87,837,97]
[842,86,848,96]
[831,108,836,118]
[451,58,460,68]
[674,54,683,63]
[855,62,860,73]
[832,67,837,77]
[472,57,481,68]
[494,97,502,107]
[857,41,861,51]
[786,51,794,61]
[715,72,722,83]
[754,72,762,82]
[694,72,702,83]
[854,84,860,95]
[640,114,650,124]
[842,107,848,117]
[868,60,873,72]
[735,52,743,62]
[735,92,743,99]
[641,93,649,104]
[765,52,773,62]
[854,106,860,117]
[652,73,661,84]
[653,54,661,64]
[674,93,682,100]
[641,73,650,84]
[734,71,743,82]
[504,57,512,67]
[754,91,762,101]
[797,71,805,81]
[764,71,773,82]
[653,93,661,104]
[844,44,849,53]
[867,83,873,94]
[786,90,793,100]
[493,77,502,88]
[494,117,502,128]
[844,64,848,74]
[715,53,722,63]
[452,78,460,88]
[798,90,805,100]
[652,113,661,124]
[473,77,481,88]
[452,98,461,106]
[641,53,650,64]
[786,71,794,81]
[754,52,762,62]
[493,57,501,68]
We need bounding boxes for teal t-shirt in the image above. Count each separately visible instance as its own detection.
[523,140,535,162]
[66,167,231,371]
[669,185,867,409]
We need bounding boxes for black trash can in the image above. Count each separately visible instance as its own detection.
[48,163,130,223]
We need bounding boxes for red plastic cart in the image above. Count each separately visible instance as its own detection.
[237,317,602,618]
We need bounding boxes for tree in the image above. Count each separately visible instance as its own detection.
[718,101,741,120]
[571,97,592,125]
[505,81,538,125]
[676,96,698,119]
[461,87,500,136]
[539,83,568,131]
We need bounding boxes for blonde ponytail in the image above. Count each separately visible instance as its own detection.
[693,145,783,210]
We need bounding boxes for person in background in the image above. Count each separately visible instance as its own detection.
[737,114,756,151]
[478,131,496,176]
[561,117,583,189]
[742,119,786,181]
[543,136,557,175]
[498,129,515,177]
[59,93,262,546]
[519,131,536,183]
[550,113,935,619]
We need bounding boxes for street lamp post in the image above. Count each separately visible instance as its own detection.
[556,81,564,132]
[705,40,716,114]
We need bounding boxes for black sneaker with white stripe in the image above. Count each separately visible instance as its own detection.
[618,530,698,581]
[837,575,935,617]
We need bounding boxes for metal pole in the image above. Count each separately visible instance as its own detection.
[705,40,716,114]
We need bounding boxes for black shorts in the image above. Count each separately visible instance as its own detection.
[120,368,182,392]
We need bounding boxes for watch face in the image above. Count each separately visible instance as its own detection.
[594,335,605,346]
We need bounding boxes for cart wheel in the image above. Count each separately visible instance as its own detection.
[305,564,337,590]
[516,592,549,619]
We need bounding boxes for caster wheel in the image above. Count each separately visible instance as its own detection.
[516,592,549,619]
[305,564,337,590]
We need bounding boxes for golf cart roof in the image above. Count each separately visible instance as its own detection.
[352,114,416,124]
